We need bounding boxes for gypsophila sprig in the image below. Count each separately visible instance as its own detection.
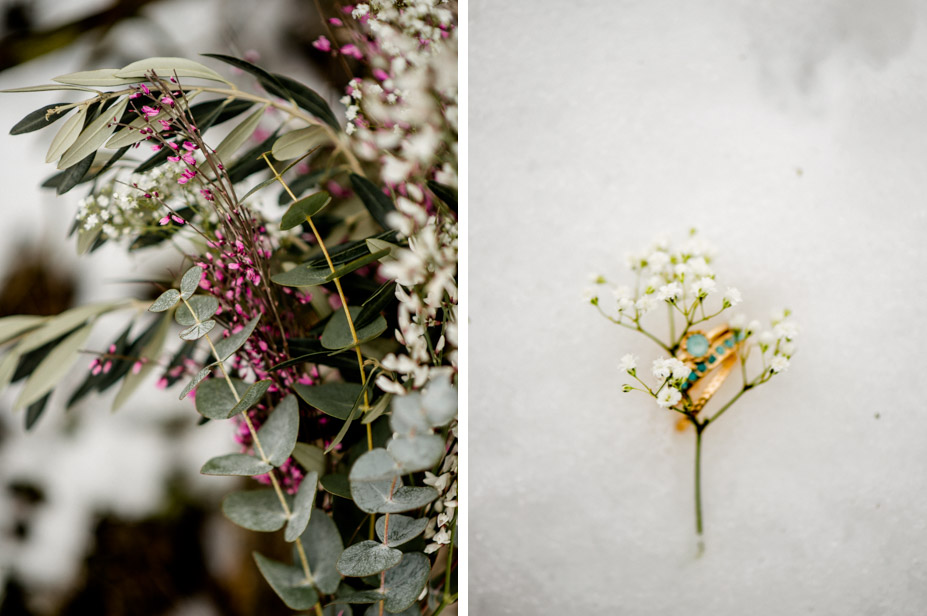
[593,229,797,542]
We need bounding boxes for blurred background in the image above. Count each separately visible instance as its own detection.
[0,1,354,614]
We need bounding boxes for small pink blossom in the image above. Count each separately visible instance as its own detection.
[160,96,174,106]
[159,216,171,225]
[140,84,150,95]
[171,214,185,224]
[182,141,197,151]
[140,105,159,117]
[340,44,363,60]
[373,68,389,82]
[328,17,343,25]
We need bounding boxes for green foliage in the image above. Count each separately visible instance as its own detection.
[284,471,318,542]
[280,192,331,230]
[336,540,402,577]
[375,515,428,548]
[321,307,387,350]
[253,552,319,610]
[223,490,291,532]
[256,395,298,465]
[201,453,272,476]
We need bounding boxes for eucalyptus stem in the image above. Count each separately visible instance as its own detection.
[180,297,318,595]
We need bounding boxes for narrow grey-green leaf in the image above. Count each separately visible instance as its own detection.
[10,103,70,135]
[175,295,219,326]
[321,306,387,350]
[58,96,129,169]
[253,552,318,610]
[115,57,230,83]
[336,541,402,577]
[222,490,289,531]
[361,393,391,425]
[17,302,120,354]
[2,84,100,93]
[281,192,331,230]
[0,315,46,346]
[15,323,93,409]
[375,515,428,548]
[106,106,173,148]
[422,378,457,427]
[52,69,139,86]
[179,265,203,299]
[213,313,261,361]
[201,453,272,476]
[257,394,298,465]
[350,173,395,230]
[365,238,401,259]
[214,105,265,162]
[272,249,389,288]
[291,443,325,476]
[179,319,216,340]
[179,363,214,399]
[228,379,272,419]
[293,382,362,420]
[380,553,431,613]
[113,314,170,411]
[195,377,249,419]
[320,473,351,499]
[76,225,102,255]
[285,470,318,542]
[45,106,86,163]
[272,126,325,161]
[325,372,379,454]
[387,434,445,474]
[300,511,344,594]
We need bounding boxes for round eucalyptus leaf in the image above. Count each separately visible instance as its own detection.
[175,295,219,326]
[389,393,429,435]
[422,378,457,427]
[364,605,417,616]
[253,551,318,610]
[300,510,344,595]
[222,489,290,532]
[195,378,249,420]
[320,473,351,499]
[336,540,402,577]
[284,471,318,542]
[381,553,431,613]
[179,319,216,340]
[179,265,203,299]
[148,289,180,312]
[375,515,428,548]
[228,379,273,419]
[387,434,445,474]
[201,453,272,476]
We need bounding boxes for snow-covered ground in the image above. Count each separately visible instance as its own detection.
[471,1,927,614]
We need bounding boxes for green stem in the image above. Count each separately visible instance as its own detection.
[694,424,704,536]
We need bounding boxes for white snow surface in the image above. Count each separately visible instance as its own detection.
[470,1,927,614]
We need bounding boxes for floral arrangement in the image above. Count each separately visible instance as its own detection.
[587,230,796,541]
[1,2,457,614]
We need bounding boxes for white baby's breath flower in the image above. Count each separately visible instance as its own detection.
[687,256,713,277]
[747,320,761,334]
[618,354,637,373]
[730,314,747,330]
[636,296,658,314]
[612,285,631,300]
[656,387,682,408]
[646,275,663,292]
[648,251,670,271]
[773,321,798,341]
[758,331,776,346]
[657,282,682,302]
[652,358,672,380]
[582,288,598,302]
[780,341,796,356]
[669,358,691,380]
[770,308,787,324]
[690,277,717,297]
[617,297,634,312]
[770,356,790,373]
[589,272,606,285]
[723,287,742,307]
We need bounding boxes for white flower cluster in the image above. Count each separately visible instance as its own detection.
[421,440,457,555]
[587,231,741,320]
[75,160,211,240]
[376,214,458,393]
[731,309,798,376]
[343,3,458,188]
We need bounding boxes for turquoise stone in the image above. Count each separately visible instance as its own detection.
[724,338,734,348]
[708,355,716,364]
[696,363,706,372]
[716,345,725,354]
[686,333,709,357]
[682,381,690,390]
[688,372,698,382]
